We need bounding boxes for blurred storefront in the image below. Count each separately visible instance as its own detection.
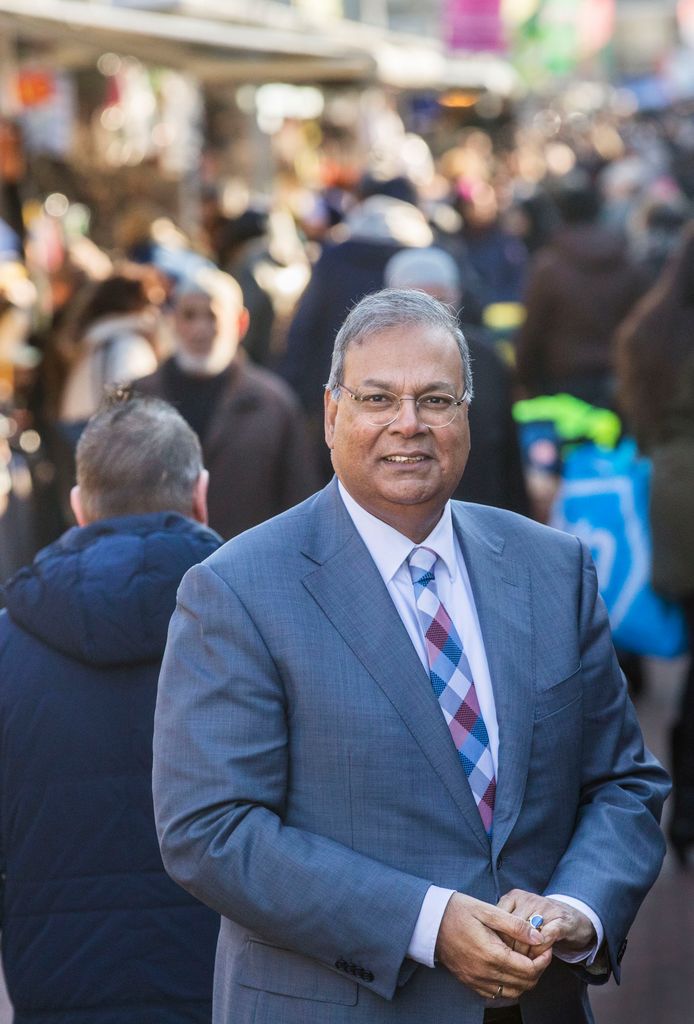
[2,0,691,250]
[0,0,520,241]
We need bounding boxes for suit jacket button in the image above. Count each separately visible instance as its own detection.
[363,970,374,982]
[496,855,503,869]
[335,958,347,971]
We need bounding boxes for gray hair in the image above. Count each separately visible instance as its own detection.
[76,393,203,522]
[326,288,472,398]
[173,265,243,310]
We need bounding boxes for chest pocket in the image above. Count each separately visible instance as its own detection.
[534,666,581,721]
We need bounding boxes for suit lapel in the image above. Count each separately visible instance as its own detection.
[451,506,535,855]
[301,483,491,852]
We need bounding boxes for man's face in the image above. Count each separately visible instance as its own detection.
[324,323,470,540]
[173,292,225,359]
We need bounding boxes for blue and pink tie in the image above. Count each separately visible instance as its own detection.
[407,546,496,835]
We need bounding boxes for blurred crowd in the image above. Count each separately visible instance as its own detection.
[1,102,692,536]
[1,95,694,839]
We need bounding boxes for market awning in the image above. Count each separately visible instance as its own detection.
[0,0,374,83]
[0,0,519,92]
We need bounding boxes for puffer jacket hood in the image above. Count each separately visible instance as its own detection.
[3,511,221,666]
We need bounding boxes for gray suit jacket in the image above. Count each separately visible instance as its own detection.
[153,480,669,1024]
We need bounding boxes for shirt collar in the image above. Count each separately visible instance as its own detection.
[337,480,457,584]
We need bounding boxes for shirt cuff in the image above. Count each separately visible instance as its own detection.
[407,886,456,967]
[545,894,604,965]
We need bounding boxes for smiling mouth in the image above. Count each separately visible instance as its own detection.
[383,455,428,463]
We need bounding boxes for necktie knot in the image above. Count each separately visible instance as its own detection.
[407,546,438,592]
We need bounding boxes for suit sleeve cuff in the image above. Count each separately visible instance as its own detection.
[546,894,604,964]
[407,886,456,967]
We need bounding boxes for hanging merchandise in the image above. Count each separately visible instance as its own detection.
[443,0,506,53]
[93,57,157,168]
[17,70,54,108]
[157,71,203,178]
[17,68,75,159]
[506,0,615,85]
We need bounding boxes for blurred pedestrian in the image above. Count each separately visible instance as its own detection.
[52,264,163,519]
[617,223,694,865]
[629,198,690,286]
[454,179,528,309]
[27,252,111,548]
[215,207,276,368]
[136,266,320,540]
[0,393,221,1023]
[57,264,161,431]
[384,246,528,515]
[0,262,41,579]
[506,188,559,257]
[516,170,646,410]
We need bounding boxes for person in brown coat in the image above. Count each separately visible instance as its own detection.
[136,267,320,540]
[516,171,646,410]
[616,221,694,865]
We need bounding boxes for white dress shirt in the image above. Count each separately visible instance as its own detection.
[338,483,603,969]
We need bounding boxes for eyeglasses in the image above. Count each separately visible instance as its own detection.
[335,383,470,428]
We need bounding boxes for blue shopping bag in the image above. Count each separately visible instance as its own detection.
[552,440,687,658]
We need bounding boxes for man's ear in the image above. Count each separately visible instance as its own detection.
[324,387,337,451]
[192,469,209,525]
[70,485,89,527]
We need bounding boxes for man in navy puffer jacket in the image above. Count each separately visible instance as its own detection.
[0,393,222,1023]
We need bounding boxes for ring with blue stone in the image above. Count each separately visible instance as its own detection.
[528,913,544,929]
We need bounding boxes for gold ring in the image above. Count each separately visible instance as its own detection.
[492,983,503,1000]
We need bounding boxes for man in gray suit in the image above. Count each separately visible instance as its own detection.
[153,289,669,1024]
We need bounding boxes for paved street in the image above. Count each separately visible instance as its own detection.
[0,656,689,1024]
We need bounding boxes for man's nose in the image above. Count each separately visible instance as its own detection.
[389,397,425,434]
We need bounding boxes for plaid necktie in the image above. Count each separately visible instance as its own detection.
[407,546,496,835]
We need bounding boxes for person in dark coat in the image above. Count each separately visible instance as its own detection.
[454,179,528,308]
[616,222,694,865]
[0,394,222,1024]
[136,267,320,541]
[515,171,646,410]
[214,207,276,368]
[384,247,529,516]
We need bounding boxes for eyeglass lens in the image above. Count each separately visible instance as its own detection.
[355,390,460,427]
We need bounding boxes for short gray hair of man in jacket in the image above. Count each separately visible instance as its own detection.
[71,390,209,526]
[153,288,669,1024]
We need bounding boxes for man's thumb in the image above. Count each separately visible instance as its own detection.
[492,907,544,946]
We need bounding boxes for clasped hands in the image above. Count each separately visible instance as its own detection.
[435,890,596,1001]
